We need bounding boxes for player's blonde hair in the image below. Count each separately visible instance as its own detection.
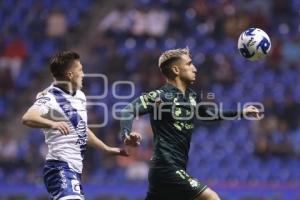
[158,47,190,68]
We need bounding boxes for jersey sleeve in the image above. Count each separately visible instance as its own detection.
[195,92,242,121]
[31,92,53,116]
[119,90,163,141]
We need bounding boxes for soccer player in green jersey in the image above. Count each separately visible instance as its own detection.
[119,48,260,200]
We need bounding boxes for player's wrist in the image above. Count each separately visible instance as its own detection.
[105,146,118,155]
[47,120,56,129]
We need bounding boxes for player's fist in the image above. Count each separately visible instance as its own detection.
[242,105,262,119]
[106,147,129,157]
[51,121,70,135]
[124,132,142,147]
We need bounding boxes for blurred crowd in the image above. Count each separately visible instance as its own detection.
[1,0,300,189]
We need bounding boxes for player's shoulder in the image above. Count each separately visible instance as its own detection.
[35,86,55,100]
[143,86,176,103]
[140,89,162,104]
[34,87,56,106]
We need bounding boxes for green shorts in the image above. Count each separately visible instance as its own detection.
[145,167,207,200]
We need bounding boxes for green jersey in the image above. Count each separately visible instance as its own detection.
[120,83,239,170]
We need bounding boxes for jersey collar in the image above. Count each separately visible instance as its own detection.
[164,83,193,95]
[52,84,77,96]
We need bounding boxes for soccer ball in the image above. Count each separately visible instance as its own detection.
[237,28,271,61]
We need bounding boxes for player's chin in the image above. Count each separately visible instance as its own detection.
[189,77,196,84]
[184,78,195,85]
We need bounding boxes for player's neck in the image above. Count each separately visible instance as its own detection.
[167,79,187,93]
[53,81,76,95]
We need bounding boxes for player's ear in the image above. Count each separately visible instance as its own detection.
[171,65,180,76]
[66,71,73,80]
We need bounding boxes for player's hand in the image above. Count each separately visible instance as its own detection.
[51,121,70,135]
[106,147,129,157]
[124,132,142,147]
[242,105,262,119]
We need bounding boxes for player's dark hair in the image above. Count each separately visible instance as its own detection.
[50,51,80,79]
[159,57,181,78]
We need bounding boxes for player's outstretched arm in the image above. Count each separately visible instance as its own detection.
[197,104,242,121]
[22,108,70,135]
[198,104,261,121]
[87,128,129,156]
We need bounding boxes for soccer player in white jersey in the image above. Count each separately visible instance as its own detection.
[22,51,128,200]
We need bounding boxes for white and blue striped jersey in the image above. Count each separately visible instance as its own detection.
[31,84,88,173]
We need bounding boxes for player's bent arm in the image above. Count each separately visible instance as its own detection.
[22,108,70,134]
[87,128,129,156]
[119,96,151,141]
[22,108,55,128]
